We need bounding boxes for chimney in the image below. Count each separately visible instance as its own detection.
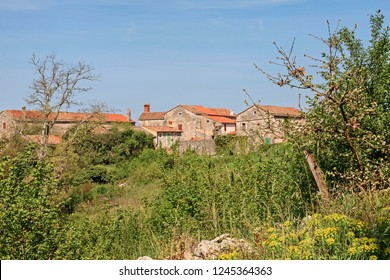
[144,103,150,113]
[127,108,132,121]
[22,106,26,119]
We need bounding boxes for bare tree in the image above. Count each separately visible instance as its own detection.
[26,53,99,158]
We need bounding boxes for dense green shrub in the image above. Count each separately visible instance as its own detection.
[214,135,251,155]
[63,126,154,166]
[0,147,63,259]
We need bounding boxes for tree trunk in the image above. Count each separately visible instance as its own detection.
[304,150,329,201]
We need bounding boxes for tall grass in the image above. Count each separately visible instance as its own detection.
[54,144,389,259]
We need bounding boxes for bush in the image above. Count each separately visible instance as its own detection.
[0,146,63,259]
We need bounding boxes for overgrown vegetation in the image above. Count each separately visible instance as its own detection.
[257,11,389,192]
[0,12,388,260]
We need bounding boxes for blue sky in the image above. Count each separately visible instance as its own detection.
[0,0,388,121]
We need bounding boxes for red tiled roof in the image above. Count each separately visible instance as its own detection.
[206,115,236,124]
[6,110,44,120]
[5,110,133,123]
[143,126,182,133]
[24,134,62,145]
[256,105,303,117]
[181,105,234,117]
[139,112,166,120]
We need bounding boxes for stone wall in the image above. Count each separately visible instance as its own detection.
[0,112,17,138]
[138,119,165,127]
[178,139,216,155]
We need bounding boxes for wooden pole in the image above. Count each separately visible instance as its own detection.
[304,150,329,201]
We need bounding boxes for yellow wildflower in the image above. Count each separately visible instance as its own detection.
[369,255,378,260]
[314,227,337,240]
[323,213,348,223]
[351,220,367,233]
[266,227,276,234]
[325,237,335,246]
[299,238,314,248]
[268,240,280,248]
[288,232,298,241]
[283,221,291,227]
[268,233,278,240]
[351,237,379,254]
[346,231,355,240]
[218,252,238,260]
[384,247,390,256]
[348,247,357,255]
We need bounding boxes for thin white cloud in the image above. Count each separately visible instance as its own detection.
[0,0,54,11]
[180,0,305,9]
[123,22,137,42]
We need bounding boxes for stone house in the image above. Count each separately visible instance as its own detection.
[236,105,304,144]
[164,105,236,140]
[138,103,236,148]
[0,107,136,140]
[138,103,181,148]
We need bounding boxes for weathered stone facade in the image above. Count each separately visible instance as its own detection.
[236,105,304,144]
[0,111,17,138]
[164,105,204,140]
[138,104,237,148]
[178,139,216,155]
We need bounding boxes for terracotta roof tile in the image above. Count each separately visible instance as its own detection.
[206,115,236,124]
[181,105,234,117]
[139,112,166,120]
[5,110,133,123]
[256,105,303,117]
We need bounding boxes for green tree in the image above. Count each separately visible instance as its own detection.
[257,11,389,191]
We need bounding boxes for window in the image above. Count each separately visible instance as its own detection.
[242,123,246,130]
[178,124,183,131]
[224,124,227,132]
[178,112,182,116]
[264,138,272,145]
[2,122,6,129]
